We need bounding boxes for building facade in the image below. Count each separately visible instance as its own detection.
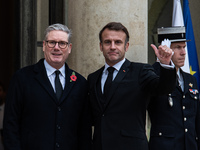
[0,0,199,141]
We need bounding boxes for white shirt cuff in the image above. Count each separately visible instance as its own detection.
[159,60,175,69]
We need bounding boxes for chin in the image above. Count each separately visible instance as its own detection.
[52,57,62,62]
[179,64,184,68]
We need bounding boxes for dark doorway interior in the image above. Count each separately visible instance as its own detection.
[0,1,20,91]
[0,0,64,92]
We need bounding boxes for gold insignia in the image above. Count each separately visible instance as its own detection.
[189,83,193,87]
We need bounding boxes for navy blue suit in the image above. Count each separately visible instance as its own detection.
[3,59,92,150]
[148,62,200,150]
[88,59,176,150]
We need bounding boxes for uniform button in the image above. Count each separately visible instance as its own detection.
[183,106,185,110]
[56,143,60,148]
[196,137,198,140]
[184,117,187,121]
[183,95,185,98]
[57,125,61,130]
[58,107,61,111]
[194,96,197,100]
[185,128,188,132]
[102,114,105,117]
[159,132,162,136]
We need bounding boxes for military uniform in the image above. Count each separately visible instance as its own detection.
[148,62,200,150]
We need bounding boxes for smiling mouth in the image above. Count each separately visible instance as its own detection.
[52,53,62,56]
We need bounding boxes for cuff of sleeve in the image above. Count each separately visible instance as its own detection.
[159,60,175,69]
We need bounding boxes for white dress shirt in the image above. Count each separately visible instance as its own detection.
[44,60,65,92]
[101,58,125,93]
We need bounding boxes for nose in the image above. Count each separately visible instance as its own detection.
[181,48,186,55]
[54,42,59,49]
[110,41,116,49]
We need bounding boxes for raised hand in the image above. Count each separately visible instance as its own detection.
[151,44,173,65]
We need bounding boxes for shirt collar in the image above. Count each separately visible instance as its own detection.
[103,58,126,73]
[44,59,65,77]
[177,68,181,78]
[177,68,183,81]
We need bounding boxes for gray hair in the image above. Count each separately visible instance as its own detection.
[44,23,72,43]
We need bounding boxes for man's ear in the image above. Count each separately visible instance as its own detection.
[125,42,129,52]
[43,41,46,52]
[68,43,72,54]
[100,42,103,52]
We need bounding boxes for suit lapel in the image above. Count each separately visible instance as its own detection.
[59,66,76,104]
[181,70,189,94]
[34,60,76,105]
[94,67,105,111]
[34,59,57,102]
[104,59,131,108]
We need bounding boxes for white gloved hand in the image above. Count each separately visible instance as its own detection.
[156,39,173,62]
[161,38,171,47]
[161,38,174,56]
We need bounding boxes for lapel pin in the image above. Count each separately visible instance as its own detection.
[123,70,126,72]
[189,83,193,88]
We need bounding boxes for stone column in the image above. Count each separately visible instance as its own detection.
[20,0,37,67]
[66,0,147,78]
[36,0,49,61]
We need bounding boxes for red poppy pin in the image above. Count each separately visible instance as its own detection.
[70,72,77,82]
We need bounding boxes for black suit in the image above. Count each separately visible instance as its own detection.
[88,59,176,150]
[148,62,200,150]
[3,59,91,150]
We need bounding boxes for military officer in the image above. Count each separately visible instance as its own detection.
[148,26,200,150]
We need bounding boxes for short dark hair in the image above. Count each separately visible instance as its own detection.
[99,22,130,44]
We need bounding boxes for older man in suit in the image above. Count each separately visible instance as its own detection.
[3,23,91,150]
[87,22,176,150]
[148,26,200,150]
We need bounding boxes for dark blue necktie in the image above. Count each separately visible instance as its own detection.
[55,70,63,100]
[104,67,115,97]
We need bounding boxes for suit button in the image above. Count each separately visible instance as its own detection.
[185,128,188,132]
[56,143,60,148]
[183,95,185,98]
[183,106,185,110]
[184,117,187,121]
[102,114,105,117]
[159,132,162,136]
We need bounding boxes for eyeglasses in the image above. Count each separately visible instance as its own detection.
[46,40,69,49]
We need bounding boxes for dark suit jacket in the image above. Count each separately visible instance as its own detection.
[3,59,92,150]
[87,59,176,150]
[148,62,200,150]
